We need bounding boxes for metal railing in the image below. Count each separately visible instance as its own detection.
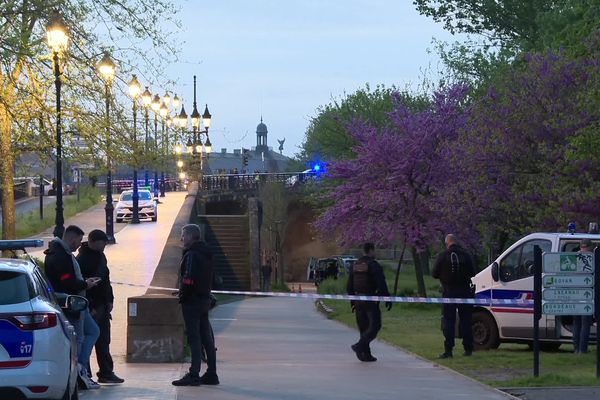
[200,171,316,192]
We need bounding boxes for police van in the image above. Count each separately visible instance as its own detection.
[471,232,600,351]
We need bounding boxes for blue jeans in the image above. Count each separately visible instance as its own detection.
[72,309,100,367]
[572,315,592,353]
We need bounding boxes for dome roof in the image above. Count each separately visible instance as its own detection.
[256,117,268,135]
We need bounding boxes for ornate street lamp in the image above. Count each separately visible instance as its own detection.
[151,95,161,199]
[127,74,142,224]
[141,86,152,187]
[46,10,69,239]
[97,51,116,244]
[175,76,212,184]
[159,102,169,197]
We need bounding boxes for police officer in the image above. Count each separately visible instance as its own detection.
[347,242,392,362]
[172,224,219,386]
[432,234,476,358]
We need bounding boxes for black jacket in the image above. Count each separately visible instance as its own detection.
[347,256,390,297]
[44,239,87,296]
[179,241,213,304]
[76,242,114,310]
[432,244,475,292]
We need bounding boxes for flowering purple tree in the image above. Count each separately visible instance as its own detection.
[452,49,600,254]
[315,84,472,296]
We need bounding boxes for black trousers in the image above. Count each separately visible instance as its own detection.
[441,288,473,352]
[182,301,216,375]
[91,305,114,376]
[354,301,381,353]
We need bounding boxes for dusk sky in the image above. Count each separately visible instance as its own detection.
[160,1,458,158]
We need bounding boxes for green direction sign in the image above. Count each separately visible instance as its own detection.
[542,288,594,301]
[543,274,594,288]
[542,252,594,273]
[542,302,594,315]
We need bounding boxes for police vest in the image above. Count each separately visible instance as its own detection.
[352,260,372,294]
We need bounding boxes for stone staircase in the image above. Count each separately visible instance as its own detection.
[201,215,251,290]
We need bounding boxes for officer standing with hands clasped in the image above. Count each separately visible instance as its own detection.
[432,234,476,359]
[347,242,392,362]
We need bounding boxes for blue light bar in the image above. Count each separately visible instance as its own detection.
[0,240,44,251]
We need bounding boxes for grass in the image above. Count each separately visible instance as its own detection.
[319,261,600,388]
[15,186,101,238]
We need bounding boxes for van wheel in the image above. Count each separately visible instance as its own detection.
[472,311,500,350]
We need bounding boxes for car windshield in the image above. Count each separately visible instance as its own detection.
[121,191,152,201]
[0,270,33,305]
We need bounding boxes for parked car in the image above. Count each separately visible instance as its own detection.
[115,189,157,223]
[313,258,339,286]
[333,255,358,276]
[0,239,87,400]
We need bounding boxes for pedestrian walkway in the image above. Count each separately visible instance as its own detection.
[31,190,516,400]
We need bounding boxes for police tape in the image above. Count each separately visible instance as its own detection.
[111,280,534,306]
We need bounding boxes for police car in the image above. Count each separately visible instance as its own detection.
[0,240,86,399]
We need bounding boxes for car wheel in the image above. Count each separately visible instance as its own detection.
[472,311,500,350]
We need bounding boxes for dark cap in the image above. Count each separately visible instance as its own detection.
[88,229,109,242]
[580,239,593,249]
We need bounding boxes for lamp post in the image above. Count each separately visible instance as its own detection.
[46,10,69,239]
[128,75,142,224]
[151,94,161,199]
[97,51,116,244]
[159,102,168,197]
[174,76,212,184]
[141,87,152,188]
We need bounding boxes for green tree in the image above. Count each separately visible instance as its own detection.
[0,0,178,239]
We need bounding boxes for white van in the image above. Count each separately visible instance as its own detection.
[471,232,599,351]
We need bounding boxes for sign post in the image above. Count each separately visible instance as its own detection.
[541,250,597,378]
[533,245,542,377]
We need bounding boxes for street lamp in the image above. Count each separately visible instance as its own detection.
[46,10,69,239]
[151,94,161,199]
[141,86,152,187]
[159,102,168,197]
[128,74,142,224]
[175,76,212,183]
[97,51,116,244]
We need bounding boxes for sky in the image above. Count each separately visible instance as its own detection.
[161,0,458,158]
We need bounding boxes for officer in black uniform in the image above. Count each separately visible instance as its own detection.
[347,242,392,362]
[432,234,476,358]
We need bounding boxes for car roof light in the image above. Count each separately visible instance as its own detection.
[0,240,44,251]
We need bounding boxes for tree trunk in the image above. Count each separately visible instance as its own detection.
[392,242,407,295]
[420,247,431,275]
[411,246,427,297]
[0,102,16,240]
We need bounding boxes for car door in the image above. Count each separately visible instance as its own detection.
[493,239,552,339]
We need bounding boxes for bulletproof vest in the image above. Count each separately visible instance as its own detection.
[352,260,372,294]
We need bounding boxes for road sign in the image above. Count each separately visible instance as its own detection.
[542,252,594,273]
[542,288,594,301]
[543,274,594,288]
[542,302,594,315]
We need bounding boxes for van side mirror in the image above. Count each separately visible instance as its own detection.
[491,262,499,282]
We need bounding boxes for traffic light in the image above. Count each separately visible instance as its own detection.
[242,148,249,167]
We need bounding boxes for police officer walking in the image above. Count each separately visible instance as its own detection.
[347,242,392,362]
[432,234,476,358]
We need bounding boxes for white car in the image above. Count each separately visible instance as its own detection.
[0,239,86,400]
[115,189,157,223]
